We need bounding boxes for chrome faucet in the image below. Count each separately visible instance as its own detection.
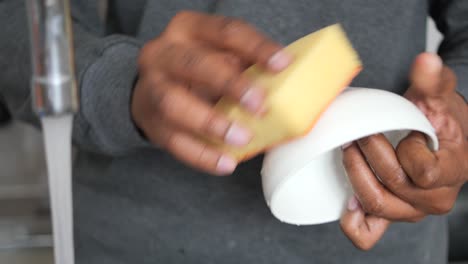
[26,0,78,117]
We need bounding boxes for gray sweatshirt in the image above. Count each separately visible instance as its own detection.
[1,0,467,263]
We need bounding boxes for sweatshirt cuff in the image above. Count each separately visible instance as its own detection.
[76,38,151,155]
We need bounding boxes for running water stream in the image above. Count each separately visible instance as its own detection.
[41,115,75,264]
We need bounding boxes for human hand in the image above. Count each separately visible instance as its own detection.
[340,53,468,250]
[131,11,292,175]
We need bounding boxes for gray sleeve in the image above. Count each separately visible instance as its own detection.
[430,0,468,100]
[0,1,150,156]
[71,26,151,156]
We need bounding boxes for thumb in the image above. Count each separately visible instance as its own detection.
[409,53,444,97]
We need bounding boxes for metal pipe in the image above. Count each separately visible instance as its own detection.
[26,0,78,117]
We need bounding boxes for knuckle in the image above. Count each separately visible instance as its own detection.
[245,38,269,57]
[218,17,246,37]
[146,42,179,68]
[217,18,253,47]
[179,49,205,72]
[361,195,385,216]
[223,53,242,67]
[165,11,196,39]
[200,53,241,90]
[139,40,169,69]
[171,10,195,25]
[416,164,440,189]
[358,136,372,148]
[358,134,380,149]
[385,164,408,186]
[203,57,244,96]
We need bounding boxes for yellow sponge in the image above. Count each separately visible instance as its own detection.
[211,24,362,161]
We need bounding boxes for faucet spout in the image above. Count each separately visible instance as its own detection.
[26,0,78,117]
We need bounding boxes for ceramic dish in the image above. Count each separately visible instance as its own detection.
[261,87,439,225]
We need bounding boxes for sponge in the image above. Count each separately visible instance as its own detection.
[210,24,362,161]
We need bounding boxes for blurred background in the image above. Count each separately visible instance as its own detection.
[0,18,466,264]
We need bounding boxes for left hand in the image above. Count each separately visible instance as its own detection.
[340,53,468,250]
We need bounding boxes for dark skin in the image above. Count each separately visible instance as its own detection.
[131,11,468,249]
[132,11,292,175]
[340,53,468,250]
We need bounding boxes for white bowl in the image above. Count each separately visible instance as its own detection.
[261,87,439,225]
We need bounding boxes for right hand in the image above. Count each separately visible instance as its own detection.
[131,11,292,175]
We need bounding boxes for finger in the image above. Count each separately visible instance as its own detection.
[147,119,238,176]
[187,52,250,102]
[340,196,391,251]
[408,53,458,97]
[406,54,460,138]
[185,51,244,103]
[357,134,413,196]
[357,133,458,214]
[409,53,444,97]
[397,131,465,189]
[149,77,253,147]
[342,142,423,220]
[179,12,292,72]
[159,43,266,114]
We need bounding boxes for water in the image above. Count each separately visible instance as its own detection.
[41,115,74,264]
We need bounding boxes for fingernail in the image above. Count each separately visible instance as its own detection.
[240,86,265,113]
[347,196,360,211]
[217,155,237,174]
[425,53,443,73]
[268,50,293,71]
[225,123,252,146]
[341,142,352,150]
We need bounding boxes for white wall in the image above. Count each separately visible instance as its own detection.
[426,18,443,53]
